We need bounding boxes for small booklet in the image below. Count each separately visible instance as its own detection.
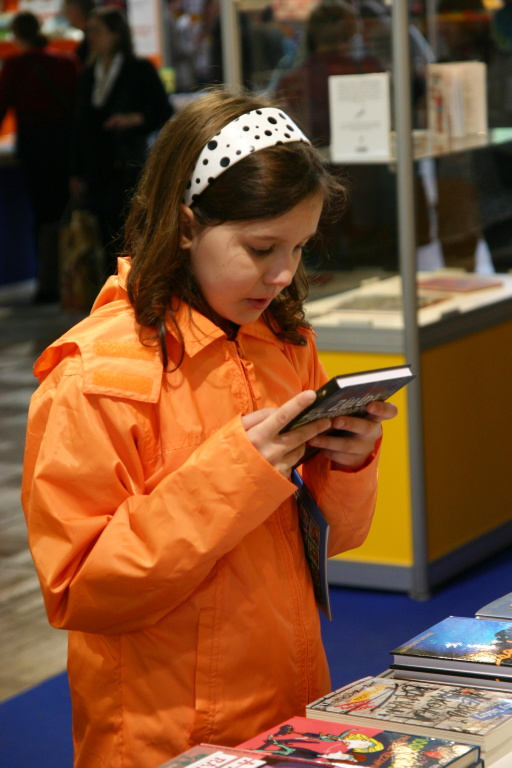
[476,593,512,621]
[281,364,415,434]
[292,470,331,621]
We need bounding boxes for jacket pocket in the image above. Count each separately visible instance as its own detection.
[188,600,219,744]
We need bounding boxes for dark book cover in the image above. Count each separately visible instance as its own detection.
[238,715,480,767]
[391,616,512,679]
[292,470,331,620]
[280,365,415,434]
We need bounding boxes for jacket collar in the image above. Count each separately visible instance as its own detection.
[110,257,285,358]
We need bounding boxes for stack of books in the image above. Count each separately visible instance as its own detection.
[157,597,512,768]
[158,718,482,768]
[304,594,512,766]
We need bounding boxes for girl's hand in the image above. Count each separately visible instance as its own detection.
[307,400,398,470]
[241,390,331,478]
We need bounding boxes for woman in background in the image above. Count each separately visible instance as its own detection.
[70,5,173,274]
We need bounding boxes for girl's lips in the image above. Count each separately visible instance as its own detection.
[246,298,271,310]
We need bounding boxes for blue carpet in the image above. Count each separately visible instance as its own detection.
[1,544,511,768]
[0,672,72,767]
[321,544,512,690]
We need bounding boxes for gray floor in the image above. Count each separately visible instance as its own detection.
[0,297,82,702]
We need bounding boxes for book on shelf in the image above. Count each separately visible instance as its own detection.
[476,594,512,621]
[237,714,480,768]
[390,616,512,687]
[280,365,415,434]
[306,675,512,765]
[417,275,503,293]
[426,61,487,139]
[325,292,448,312]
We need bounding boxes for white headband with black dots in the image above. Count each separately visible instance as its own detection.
[183,107,310,205]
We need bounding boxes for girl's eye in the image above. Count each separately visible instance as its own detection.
[250,246,274,257]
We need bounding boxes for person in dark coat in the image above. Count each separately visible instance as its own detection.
[0,11,80,302]
[62,0,96,66]
[70,5,173,274]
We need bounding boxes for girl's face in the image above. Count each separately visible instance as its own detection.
[87,17,120,58]
[181,193,323,328]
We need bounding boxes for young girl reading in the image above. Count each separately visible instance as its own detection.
[22,89,397,768]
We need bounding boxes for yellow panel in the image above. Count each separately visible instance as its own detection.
[317,350,414,566]
[421,320,512,561]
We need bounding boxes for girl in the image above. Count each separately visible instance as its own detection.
[22,89,397,768]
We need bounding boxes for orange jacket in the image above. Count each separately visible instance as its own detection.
[22,258,379,768]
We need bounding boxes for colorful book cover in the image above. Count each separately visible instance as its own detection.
[238,715,480,767]
[306,676,512,738]
[157,743,344,768]
[391,616,512,679]
[476,594,512,621]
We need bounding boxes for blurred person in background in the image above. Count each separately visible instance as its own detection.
[0,11,80,302]
[70,5,173,275]
[250,6,287,90]
[275,0,381,145]
[62,0,96,66]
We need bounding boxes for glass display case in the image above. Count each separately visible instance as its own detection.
[218,0,512,598]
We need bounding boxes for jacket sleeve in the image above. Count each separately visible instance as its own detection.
[21,359,295,635]
[297,335,380,557]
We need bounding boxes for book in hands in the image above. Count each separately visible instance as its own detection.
[306,675,512,764]
[280,365,415,434]
[390,616,512,687]
[476,593,512,621]
[238,714,480,768]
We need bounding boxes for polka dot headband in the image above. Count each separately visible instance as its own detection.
[183,107,310,206]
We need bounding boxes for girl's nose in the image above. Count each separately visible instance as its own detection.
[264,252,297,287]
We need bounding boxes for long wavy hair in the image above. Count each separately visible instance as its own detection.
[124,88,348,368]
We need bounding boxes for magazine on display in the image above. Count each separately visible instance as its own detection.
[238,714,480,768]
[305,675,512,765]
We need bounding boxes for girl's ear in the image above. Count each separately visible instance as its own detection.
[180,205,196,250]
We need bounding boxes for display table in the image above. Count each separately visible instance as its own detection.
[307,272,512,595]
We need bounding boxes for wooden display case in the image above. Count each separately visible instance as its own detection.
[306,273,512,597]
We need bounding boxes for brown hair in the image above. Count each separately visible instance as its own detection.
[88,6,134,57]
[125,88,347,368]
[306,0,359,54]
[11,12,47,48]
